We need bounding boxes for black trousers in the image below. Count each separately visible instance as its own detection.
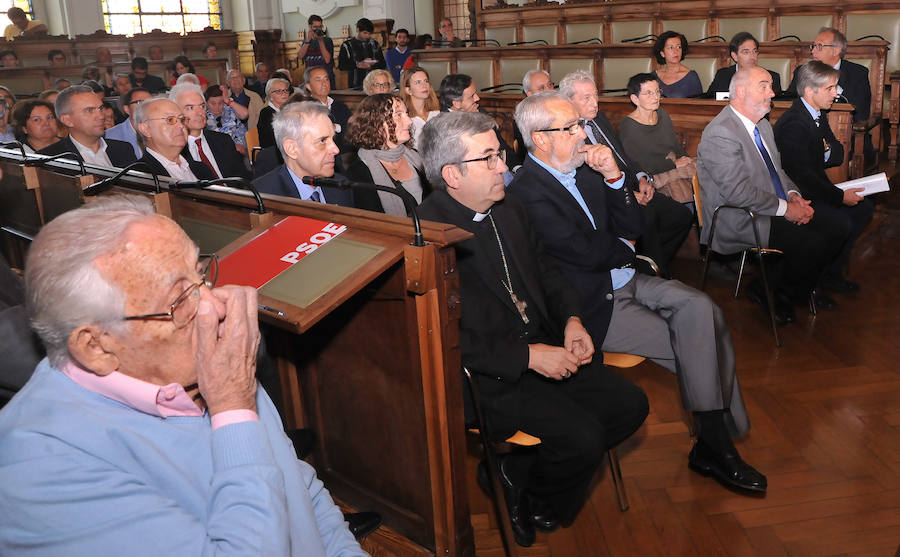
[494,362,648,523]
[813,199,875,279]
[638,193,693,278]
[768,208,847,299]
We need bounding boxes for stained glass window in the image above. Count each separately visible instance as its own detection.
[0,1,34,17]
[101,0,221,36]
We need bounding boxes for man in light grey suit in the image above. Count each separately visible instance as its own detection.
[698,66,846,324]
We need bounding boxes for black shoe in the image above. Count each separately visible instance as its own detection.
[813,293,838,310]
[820,276,860,293]
[496,455,536,547]
[688,440,767,493]
[746,280,795,325]
[344,511,381,539]
[528,495,559,533]
[286,428,316,459]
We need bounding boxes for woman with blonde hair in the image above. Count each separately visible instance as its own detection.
[399,65,439,145]
[362,68,395,95]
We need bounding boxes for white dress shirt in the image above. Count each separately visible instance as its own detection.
[70,136,113,167]
[186,133,222,178]
[146,148,198,182]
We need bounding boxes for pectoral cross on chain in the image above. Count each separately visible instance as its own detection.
[510,292,529,324]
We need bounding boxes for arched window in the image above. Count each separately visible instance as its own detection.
[101,0,222,36]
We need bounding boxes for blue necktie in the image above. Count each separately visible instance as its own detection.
[310,190,322,203]
[753,126,787,200]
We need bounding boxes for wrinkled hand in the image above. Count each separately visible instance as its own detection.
[674,156,693,168]
[636,177,654,205]
[195,285,260,416]
[580,143,620,180]
[563,317,594,365]
[785,195,813,225]
[842,187,864,206]
[528,343,580,380]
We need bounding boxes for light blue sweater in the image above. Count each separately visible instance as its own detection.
[0,359,367,557]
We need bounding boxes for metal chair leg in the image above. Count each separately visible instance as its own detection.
[755,250,782,347]
[808,289,818,315]
[734,249,748,298]
[607,448,629,512]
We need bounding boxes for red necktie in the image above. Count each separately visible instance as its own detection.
[195,137,218,177]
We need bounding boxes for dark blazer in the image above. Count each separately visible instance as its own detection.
[330,98,353,153]
[38,136,137,168]
[128,73,167,94]
[257,106,277,149]
[788,59,870,122]
[585,112,642,192]
[344,155,429,214]
[707,65,782,95]
[507,156,643,344]
[772,99,844,207]
[252,164,354,207]
[180,129,250,179]
[418,190,583,429]
[136,151,216,180]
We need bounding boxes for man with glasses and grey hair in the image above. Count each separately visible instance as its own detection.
[39,85,137,167]
[509,91,766,496]
[0,195,366,556]
[417,111,648,547]
[134,96,214,181]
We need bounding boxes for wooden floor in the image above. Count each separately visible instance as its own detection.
[465,165,900,557]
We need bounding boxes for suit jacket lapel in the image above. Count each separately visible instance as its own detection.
[522,157,596,231]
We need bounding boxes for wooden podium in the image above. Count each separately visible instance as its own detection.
[0,153,477,556]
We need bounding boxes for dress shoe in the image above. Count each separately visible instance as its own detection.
[496,454,536,547]
[820,276,860,293]
[688,440,767,493]
[528,495,559,533]
[344,511,381,539]
[746,280,795,325]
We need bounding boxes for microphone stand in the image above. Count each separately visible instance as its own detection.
[507,39,550,46]
[567,38,602,45]
[301,175,425,247]
[83,160,162,196]
[24,151,86,176]
[461,39,501,47]
[170,176,267,215]
[0,140,27,159]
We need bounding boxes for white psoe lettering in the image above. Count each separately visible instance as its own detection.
[279,223,348,264]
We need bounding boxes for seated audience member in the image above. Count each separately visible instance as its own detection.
[302,66,352,153]
[105,87,152,159]
[175,73,202,89]
[788,27,873,164]
[0,251,44,409]
[698,67,847,324]
[560,70,692,278]
[0,49,18,67]
[94,46,112,65]
[129,57,167,94]
[0,195,367,556]
[171,83,249,180]
[204,85,249,154]
[11,99,58,152]
[298,14,335,88]
[39,85,136,168]
[510,91,765,495]
[400,65,439,146]
[82,80,106,104]
[257,77,291,148]
[254,101,356,207]
[410,33,433,53]
[418,111,648,546]
[53,78,71,91]
[47,49,66,68]
[202,42,217,59]
[3,7,46,40]
[114,73,133,96]
[620,73,696,202]
[437,17,464,48]
[707,32,782,96]
[652,31,702,98]
[82,66,114,96]
[338,18,386,89]
[38,89,58,105]
[0,86,13,111]
[169,55,209,89]
[0,87,16,141]
[385,28,412,82]
[226,69,264,130]
[101,102,116,130]
[773,61,873,293]
[514,69,556,159]
[362,69,395,95]
[247,62,271,99]
[345,94,428,216]
[148,45,164,61]
[134,96,214,180]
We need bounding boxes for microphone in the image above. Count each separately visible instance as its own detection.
[567,38,602,45]
[507,40,550,46]
[854,34,886,41]
[693,35,726,43]
[24,151,86,176]
[620,34,657,43]
[302,175,425,247]
[170,176,266,214]
[461,38,501,47]
[480,82,524,92]
[0,140,27,159]
[773,35,801,42]
[83,160,161,196]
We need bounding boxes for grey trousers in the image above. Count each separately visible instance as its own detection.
[601,273,749,436]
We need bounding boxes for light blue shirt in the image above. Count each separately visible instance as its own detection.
[104,119,141,158]
[800,97,831,163]
[528,154,635,289]
[286,166,327,203]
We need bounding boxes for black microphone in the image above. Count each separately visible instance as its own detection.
[854,34,886,41]
[773,35,801,42]
[480,82,524,92]
[0,140,27,159]
[620,34,657,43]
[507,40,550,46]
[170,176,266,214]
[84,160,161,196]
[461,38,501,47]
[24,151,86,175]
[567,38,602,45]
[302,175,425,247]
[693,35,726,43]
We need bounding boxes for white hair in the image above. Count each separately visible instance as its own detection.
[265,78,290,98]
[169,81,204,104]
[558,69,595,100]
[522,69,550,94]
[25,195,156,367]
[514,91,562,152]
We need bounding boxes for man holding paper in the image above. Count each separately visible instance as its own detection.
[774,61,874,293]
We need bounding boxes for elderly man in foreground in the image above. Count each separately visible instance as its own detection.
[0,196,366,556]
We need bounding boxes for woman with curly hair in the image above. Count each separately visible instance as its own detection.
[11,99,59,152]
[652,31,702,98]
[400,66,439,145]
[345,93,428,216]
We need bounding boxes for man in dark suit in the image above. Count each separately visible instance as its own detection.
[253,101,354,207]
[128,57,167,94]
[706,32,782,96]
[417,111,648,547]
[509,91,766,495]
[170,83,250,180]
[302,65,353,153]
[559,70,692,278]
[774,61,874,293]
[39,85,136,168]
[133,97,215,181]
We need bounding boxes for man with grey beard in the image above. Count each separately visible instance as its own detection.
[508,92,766,495]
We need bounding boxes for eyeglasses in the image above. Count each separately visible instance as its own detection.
[810,43,837,51]
[128,98,145,106]
[639,89,662,97]
[123,254,218,328]
[535,120,585,135]
[270,88,291,95]
[459,150,506,169]
[371,82,391,89]
[146,114,188,126]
